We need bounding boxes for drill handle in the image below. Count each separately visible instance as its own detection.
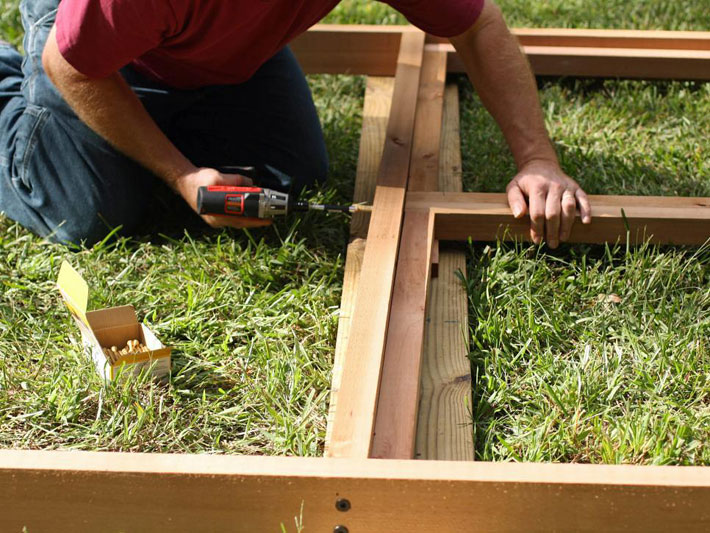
[197,186,263,217]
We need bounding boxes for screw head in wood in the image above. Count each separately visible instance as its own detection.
[335,498,351,512]
[334,526,349,533]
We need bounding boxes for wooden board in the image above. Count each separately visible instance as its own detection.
[431,43,710,80]
[292,25,710,80]
[437,85,463,194]
[405,192,710,245]
[371,49,447,459]
[291,25,410,76]
[407,50,448,192]
[416,85,474,461]
[371,210,435,458]
[325,238,365,454]
[325,77,396,454]
[425,27,710,50]
[326,31,426,459]
[3,450,710,532]
[416,251,473,461]
[351,77,396,239]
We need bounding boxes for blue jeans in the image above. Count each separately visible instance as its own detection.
[0,0,328,245]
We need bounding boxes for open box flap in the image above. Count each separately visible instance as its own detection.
[57,261,89,327]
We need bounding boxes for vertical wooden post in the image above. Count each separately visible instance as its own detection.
[325,77,395,454]
[371,50,447,459]
[327,31,426,458]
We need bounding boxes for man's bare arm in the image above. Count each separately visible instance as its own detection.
[450,0,591,248]
[42,25,269,229]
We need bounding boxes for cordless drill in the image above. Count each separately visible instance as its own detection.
[196,164,370,219]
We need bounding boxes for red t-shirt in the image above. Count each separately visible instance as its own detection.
[56,0,483,89]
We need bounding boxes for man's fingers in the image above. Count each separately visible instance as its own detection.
[205,215,272,228]
[221,173,254,186]
[560,190,577,241]
[528,188,547,245]
[225,217,272,229]
[506,182,528,219]
[576,189,592,224]
[545,187,562,248]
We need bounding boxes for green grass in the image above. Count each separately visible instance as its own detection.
[0,0,21,48]
[1,1,709,462]
[467,241,710,464]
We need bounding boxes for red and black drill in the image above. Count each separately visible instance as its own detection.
[196,164,370,219]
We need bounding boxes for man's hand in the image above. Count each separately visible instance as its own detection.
[173,168,272,229]
[450,0,593,247]
[506,160,591,248]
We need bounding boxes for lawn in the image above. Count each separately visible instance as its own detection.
[1,0,708,463]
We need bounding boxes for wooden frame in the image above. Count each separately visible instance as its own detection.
[3,25,710,532]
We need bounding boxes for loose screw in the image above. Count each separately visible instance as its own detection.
[335,498,351,512]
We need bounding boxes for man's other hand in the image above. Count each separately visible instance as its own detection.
[175,168,273,229]
[506,160,592,248]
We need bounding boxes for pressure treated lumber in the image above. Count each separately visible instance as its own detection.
[372,49,447,459]
[3,450,710,532]
[327,31,425,459]
[350,77,396,239]
[292,25,710,80]
[406,192,710,245]
[415,85,474,461]
[325,77,395,453]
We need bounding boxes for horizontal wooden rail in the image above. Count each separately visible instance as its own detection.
[292,25,710,80]
[2,450,710,532]
[406,192,710,245]
[435,43,710,80]
[430,27,710,50]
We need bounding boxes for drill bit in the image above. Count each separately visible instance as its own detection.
[292,201,373,214]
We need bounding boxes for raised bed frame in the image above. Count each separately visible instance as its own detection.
[3,25,710,532]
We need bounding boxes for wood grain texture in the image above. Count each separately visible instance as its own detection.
[371,210,435,458]
[291,25,409,76]
[3,450,710,532]
[438,85,463,194]
[407,50,448,192]
[405,192,710,245]
[325,238,365,454]
[434,43,710,80]
[416,251,473,461]
[327,31,425,459]
[325,77,395,454]
[351,77,396,239]
[292,25,710,80]
[512,28,710,50]
[371,50,447,459]
[427,27,710,50]
[416,85,474,462]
